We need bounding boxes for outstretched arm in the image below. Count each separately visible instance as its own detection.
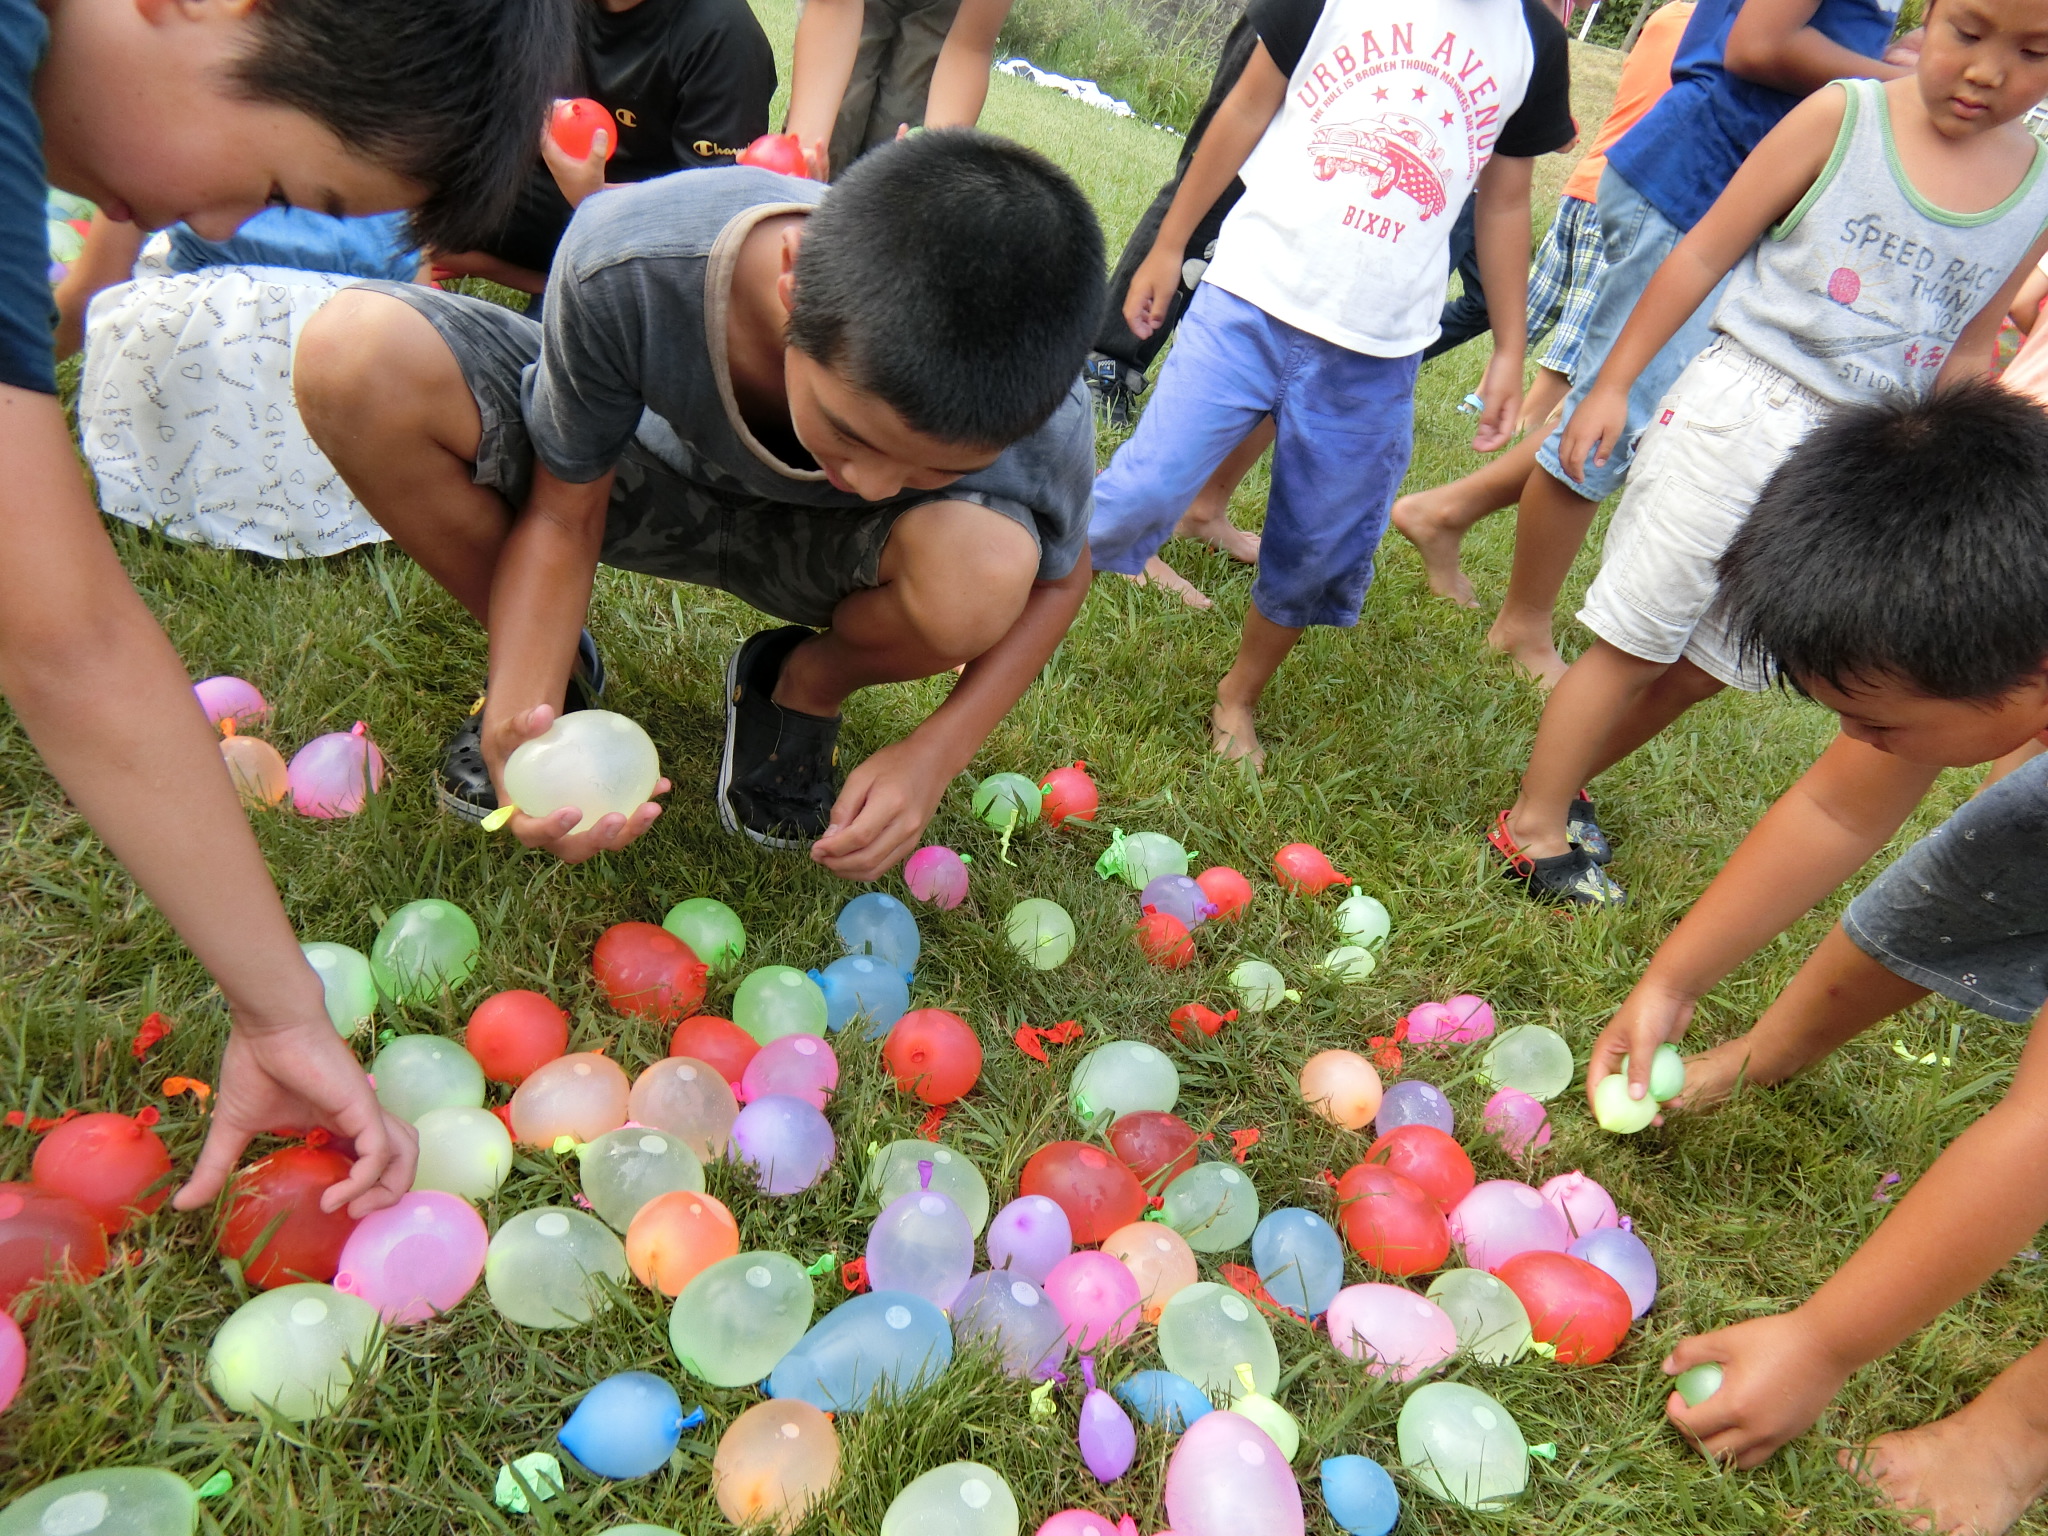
[785,0,865,165]
[924,0,1015,130]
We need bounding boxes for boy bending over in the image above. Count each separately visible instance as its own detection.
[298,133,1101,880]
[1590,384,2048,1531]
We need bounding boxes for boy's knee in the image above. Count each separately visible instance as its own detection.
[295,291,466,449]
[886,501,1039,661]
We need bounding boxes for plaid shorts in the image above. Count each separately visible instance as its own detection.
[1527,195,1606,379]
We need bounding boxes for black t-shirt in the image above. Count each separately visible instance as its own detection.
[484,0,776,275]
[1249,0,1574,158]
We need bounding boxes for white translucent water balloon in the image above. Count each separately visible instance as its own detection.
[484,1207,630,1328]
[578,1127,706,1231]
[1425,1269,1532,1364]
[207,1283,382,1421]
[500,710,660,834]
[1396,1381,1527,1509]
[866,1141,992,1234]
[1158,1282,1278,1397]
[371,1034,485,1124]
[411,1105,514,1199]
[880,1462,1019,1536]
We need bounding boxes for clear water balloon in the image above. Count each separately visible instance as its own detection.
[1160,1164,1260,1253]
[881,1463,1017,1536]
[301,941,376,1036]
[483,1207,629,1328]
[0,1468,198,1536]
[499,710,659,834]
[1424,1269,1532,1364]
[670,1251,813,1386]
[1070,1041,1179,1126]
[1230,960,1288,1014]
[1158,1282,1278,1397]
[369,899,479,1007]
[1481,1025,1575,1102]
[1318,945,1377,983]
[628,1057,739,1161]
[1673,1362,1722,1407]
[207,1283,382,1421]
[1096,830,1188,889]
[412,1105,513,1200]
[1332,895,1392,951]
[578,1128,705,1231]
[734,967,831,1044]
[662,897,745,971]
[371,1034,484,1124]
[1004,899,1075,970]
[1396,1381,1527,1509]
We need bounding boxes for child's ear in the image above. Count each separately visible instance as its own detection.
[775,224,804,314]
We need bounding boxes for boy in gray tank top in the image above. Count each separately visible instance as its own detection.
[1487,0,2048,909]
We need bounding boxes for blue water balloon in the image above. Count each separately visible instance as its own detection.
[1113,1369,1212,1432]
[767,1290,953,1411]
[560,1371,687,1479]
[1252,1207,1345,1317]
[809,954,911,1038]
[836,893,920,980]
[1321,1455,1400,1536]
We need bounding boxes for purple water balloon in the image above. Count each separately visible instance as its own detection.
[334,1191,487,1325]
[1374,1079,1453,1137]
[866,1187,975,1310]
[1079,1360,1137,1482]
[1324,1283,1458,1381]
[731,1094,836,1194]
[1481,1088,1551,1159]
[287,721,386,818]
[193,674,270,730]
[1569,1226,1658,1318]
[904,845,970,910]
[1449,1180,1570,1271]
[1164,1410,1306,1536]
[951,1270,1067,1379]
[1139,875,1216,931]
[987,1194,1073,1284]
[1539,1170,1619,1239]
[740,1033,839,1109]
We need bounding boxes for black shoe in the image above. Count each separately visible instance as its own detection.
[1488,811,1626,907]
[437,630,606,824]
[717,626,839,849]
[1084,353,1146,430]
[1567,793,1613,864]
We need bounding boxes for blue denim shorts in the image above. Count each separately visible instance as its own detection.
[1535,167,1730,503]
[1843,750,2048,1024]
[1088,283,1418,629]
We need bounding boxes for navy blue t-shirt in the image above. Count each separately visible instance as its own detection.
[0,0,53,394]
[1605,0,1897,232]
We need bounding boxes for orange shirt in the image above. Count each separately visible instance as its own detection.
[1561,2,1696,205]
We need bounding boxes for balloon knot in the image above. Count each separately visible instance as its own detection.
[1527,1340,1558,1360]
[550,1134,579,1155]
[803,1252,837,1276]
[840,1257,870,1293]
[193,1471,233,1499]
[1029,1380,1059,1420]
[1529,1442,1559,1460]
[678,1407,708,1432]
[918,1104,949,1140]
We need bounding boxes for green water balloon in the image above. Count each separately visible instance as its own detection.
[301,942,376,1036]
[1397,1381,1528,1509]
[1069,1040,1179,1125]
[371,1034,485,1124]
[1230,959,1289,1014]
[578,1127,705,1231]
[1160,1163,1260,1253]
[866,1141,992,1234]
[411,1105,513,1200]
[0,1468,198,1536]
[669,1250,814,1386]
[207,1283,383,1422]
[972,773,1042,833]
[1004,899,1075,970]
[1333,893,1392,951]
[1674,1362,1723,1407]
[1319,944,1378,983]
[1425,1269,1533,1364]
[369,900,480,1007]
[880,1463,1019,1536]
[733,966,829,1044]
[662,897,746,972]
[1158,1281,1278,1396]
[1591,1074,1658,1134]
[1481,1025,1575,1102]
[1646,1044,1687,1101]
[1095,829,1188,888]
[484,1207,629,1328]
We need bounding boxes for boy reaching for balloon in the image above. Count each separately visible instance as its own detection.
[1586,384,2048,1529]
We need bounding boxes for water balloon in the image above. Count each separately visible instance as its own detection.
[333,1191,486,1324]
[1318,945,1377,982]
[287,721,384,817]
[1334,1164,1448,1276]
[1163,1412,1304,1536]
[951,1271,1066,1378]
[220,723,288,807]
[1364,1125,1473,1212]
[1424,1268,1533,1363]
[1402,995,1496,1045]
[661,897,746,971]
[1079,1374,1137,1482]
[1481,1025,1574,1102]
[985,1194,1071,1281]
[1102,1222,1198,1317]
[1569,1226,1658,1318]
[731,1096,835,1194]
[0,1467,196,1536]
[1373,1079,1453,1137]
[509,1052,630,1146]
[1043,1250,1143,1351]
[1320,1455,1399,1536]
[369,899,479,1006]
[560,1371,684,1479]
[1332,895,1391,951]
[1673,1361,1722,1407]
[30,1112,170,1233]
[1037,1513,1118,1536]
[1251,1208,1344,1316]
[1158,1283,1277,1397]
[881,1463,1017,1536]
[884,1009,982,1104]
[667,1015,758,1084]
[1040,762,1098,826]
[742,1033,839,1109]
[302,941,376,1035]
[1004,898,1075,970]
[1299,1050,1382,1130]
[0,1184,107,1314]
[0,1312,20,1414]
[550,96,618,160]
[1225,1366,1300,1461]
[1140,874,1215,930]
[734,967,830,1044]
[1230,960,1287,1013]
[1591,1072,1658,1133]
[193,673,269,728]
[769,1290,954,1411]
[484,1207,629,1328]
[713,1398,841,1533]
[1108,1111,1198,1193]
[869,1142,992,1234]
[1071,1041,1178,1126]
[207,1282,381,1420]
[735,131,806,174]
[837,891,921,978]
[1272,843,1348,895]
[1019,1143,1145,1246]
[1097,830,1189,888]
[629,1057,739,1160]
[1135,909,1195,968]
[464,990,568,1083]
[904,846,971,909]
[1325,1284,1457,1381]
[593,922,706,1023]
[867,1188,974,1310]
[973,772,1043,838]
[1647,1044,1687,1100]
[1539,1170,1618,1239]
[1396,1381,1526,1509]
[1161,1164,1259,1253]
[1115,1369,1211,1431]
[579,1127,705,1231]
[219,1147,356,1288]
[811,954,911,1038]
[1480,1088,1551,1159]
[500,710,657,832]
[669,1250,814,1386]
[372,1033,485,1124]
[411,1105,513,1200]
[1447,1181,1568,1272]
[1195,866,1253,920]
[1495,1250,1631,1364]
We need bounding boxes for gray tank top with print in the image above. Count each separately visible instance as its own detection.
[1713,77,2048,403]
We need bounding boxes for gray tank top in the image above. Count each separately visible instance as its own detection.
[1713,77,2048,403]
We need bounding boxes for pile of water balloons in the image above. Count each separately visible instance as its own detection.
[194,674,387,819]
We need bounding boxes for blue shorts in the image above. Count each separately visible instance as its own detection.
[1087,284,1418,629]
[1535,167,1730,503]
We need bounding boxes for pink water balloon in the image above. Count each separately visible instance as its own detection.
[1481,1089,1551,1160]
[193,674,270,729]
[287,722,386,818]
[1038,1513,1121,1536]
[740,1034,839,1109]
[1324,1283,1457,1381]
[333,1191,488,1325]
[0,1309,22,1412]
[1449,1181,1570,1271]
[1079,1361,1137,1482]
[1043,1250,1142,1352]
[1539,1170,1618,1239]
[987,1194,1072,1284]
[904,846,970,910]
[731,1095,835,1194]
[1402,994,1496,1045]
[1164,1411,1305,1536]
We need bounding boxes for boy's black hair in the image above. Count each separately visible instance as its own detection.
[786,130,1106,448]
[231,0,578,252]
[1716,379,2048,700]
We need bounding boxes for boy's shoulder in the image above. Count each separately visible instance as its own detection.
[557,168,825,282]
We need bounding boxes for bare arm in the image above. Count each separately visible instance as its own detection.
[1939,223,2048,383]
[52,214,146,358]
[429,249,551,297]
[0,385,413,1215]
[785,0,865,158]
[923,0,1015,129]
[2010,262,2048,331]
[1725,0,1910,94]
[1468,152,1534,453]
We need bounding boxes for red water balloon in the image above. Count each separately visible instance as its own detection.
[30,1113,172,1233]
[1134,909,1194,968]
[1020,1142,1146,1246]
[1039,762,1098,827]
[592,922,707,1024]
[668,1015,760,1086]
[1495,1250,1633,1365]
[883,1009,982,1104]
[1108,1111,1199,1192]
[219,1146,359,1289]
[1168,1003,1235,1040]
[550,97,617,161]
[1365,1125,1474,1213]
[0,1183,108,1315]
[1194,866,1253,920]
[464,990,570,1084]
[1272,842,1350,895]
[737,133,808,176]
[1335,1163,1450,1277]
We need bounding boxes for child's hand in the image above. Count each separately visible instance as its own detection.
[1557,382,1628,483]
[1664,1312,1853,1468]
[811,736,949,881]
[1586,979,1697,1111]
[1471,349,1524,453]
[1124,245,1185,340]
[801,136,831,182]
[488,702,670,863]
[541,122,611,209]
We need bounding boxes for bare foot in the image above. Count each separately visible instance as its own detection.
[1122,556,1213,610]
[1487,614,1568,688]
[1390,491,1480,608]
[1176,503,1262,565]
[1211,698,1265,771]
[1845,1389,2048,1534]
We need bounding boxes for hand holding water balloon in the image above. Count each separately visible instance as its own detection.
[1587,977,1699,1117]
[487,703,669,864]
[1661,1311,1848,1468]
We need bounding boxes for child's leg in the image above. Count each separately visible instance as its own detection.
[1214,607,1302,766]
[1504,637,1677,859]
[1173,415,1273,562]
[1486,464,1598,686]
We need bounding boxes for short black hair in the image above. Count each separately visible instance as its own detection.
[1715,379,2048,700]
[786,130,1105,448]
[230,0,579,251]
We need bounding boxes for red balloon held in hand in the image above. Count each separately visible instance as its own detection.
[1272,843,1350,895]
[1335,1163,1450,1277]
[1108,1111,1198,1192]
[1134,909,1194,968]
[1365,1124,1474,1213]
[737,133,809,177]
[668,1015,760,1086]
[883,1009,982,1104]
[30,1112,172,1233]
[593,922,707,1024]
[1495,1250,1632,1365]
[1020,1142,1146,1246]
[1039,762,1098,827]
[464,990,569,1084]
[1194,866,1253,921]
[1169,1003,1236,1040]
[219,1146,359,1289]
[0,1183,108,1316]
[550,97,616,161]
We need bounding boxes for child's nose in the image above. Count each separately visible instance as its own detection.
[182,204,266,242]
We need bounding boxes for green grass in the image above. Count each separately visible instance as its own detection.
[5,10,2044,1534]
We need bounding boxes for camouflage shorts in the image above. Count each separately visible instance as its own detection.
[355,280,911,629]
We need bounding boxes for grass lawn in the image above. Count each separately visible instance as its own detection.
[3,10,2039,1534]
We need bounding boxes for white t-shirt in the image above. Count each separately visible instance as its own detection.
[1203,0,1574,356]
